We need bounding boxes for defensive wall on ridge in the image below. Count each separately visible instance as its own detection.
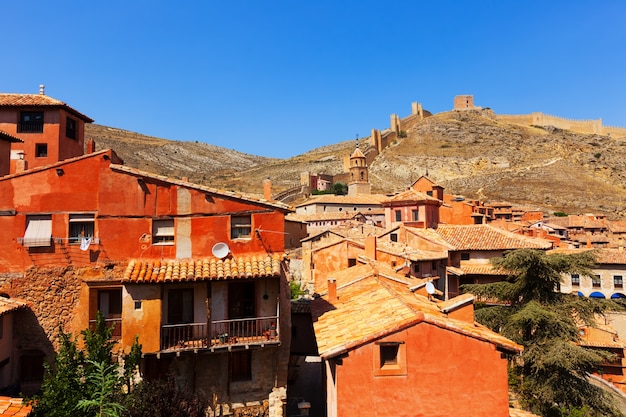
[495,112,626,138]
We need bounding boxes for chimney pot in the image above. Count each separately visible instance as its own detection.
[263,177,272,201]
[39,84,45,95]
[328,278,337,302]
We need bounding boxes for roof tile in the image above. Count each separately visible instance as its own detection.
[122,253,284,283]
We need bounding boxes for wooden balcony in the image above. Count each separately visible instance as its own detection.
[161,316,280,352]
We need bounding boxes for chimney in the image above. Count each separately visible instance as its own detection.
[328,278,337,302]
[586,231,592,248]
[365,235,377,260]
[86,138,96,154]
[39,84,45,95]
[14,159,27,174]
[263,177,272,201]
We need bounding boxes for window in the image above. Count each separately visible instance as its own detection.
[426,191,433,197]
[35,143,48,158]
[18,111,43,133]
[390,233,398,242]
[231,350,252,382]
[168,289,194,324]
[395,210,402,222]
[412,210,419,221]
[97,289,122,338]
[373,341,407,377]
[615,275,623,288]
[66,117,77,139]
[571,274,580,286]
[380,344,399,366]
[231,215,251,239]
[69,214,94,245]
[460,252,470,261]
[592,275,601,288]
[23,215,52,247]
[348,258,357,267]
[152,219,174,245]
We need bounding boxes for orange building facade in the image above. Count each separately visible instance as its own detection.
[0,88,93,173]
[0,146,294,411]
[310,263,522,417]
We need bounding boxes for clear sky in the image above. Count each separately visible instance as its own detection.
[3,1,625,158]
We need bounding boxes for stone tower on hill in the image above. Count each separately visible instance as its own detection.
[347,139,371,196]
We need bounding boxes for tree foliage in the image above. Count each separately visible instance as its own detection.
[31,311,208,416]
[462,249,624,417]
[32,311,137,417]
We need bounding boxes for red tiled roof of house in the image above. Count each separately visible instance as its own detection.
[286,211,369,223]
[382,189,441,205]
[311,263,522,358]
[0,130,22,143]
[403,226,457,250]
[110,164,293,212]
[122,254,284,283]
[0,397,32,416]
[435,224,552,250]
[350,147,366,159]
[0,297,29,316]
[295,194,388,206]
[549,248,626,265]
[459,263,509,275]
[0,93,94,122]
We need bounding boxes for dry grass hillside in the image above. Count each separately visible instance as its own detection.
[87,108,626,218]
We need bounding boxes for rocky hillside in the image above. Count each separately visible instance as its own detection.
[86,109,626,219]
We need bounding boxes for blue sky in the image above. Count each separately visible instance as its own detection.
[3,1,625,158]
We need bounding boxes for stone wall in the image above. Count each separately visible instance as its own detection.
[496,112,626,138]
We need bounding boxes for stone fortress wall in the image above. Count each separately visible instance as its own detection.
[496,112,626,138]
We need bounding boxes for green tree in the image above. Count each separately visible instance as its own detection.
[332,182,347,195]
[462,249,623,417]
[76,360,126,417]
[32,329,87,417]
[32,311,141,417]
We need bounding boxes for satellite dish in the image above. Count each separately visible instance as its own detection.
[212,242,230,259]
[425,282,435,295]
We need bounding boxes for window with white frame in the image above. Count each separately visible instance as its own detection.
[23,215,52,247]
[571,274,580,286]
[614,275,623,288]
[152,219,174,245]
[592,275,601,288]
[69,214,94,245]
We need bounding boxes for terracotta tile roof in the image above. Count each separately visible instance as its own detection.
[286,211,368,223]
[0,130,22,143]
[122,254,284,283]
[460,263,510,276]
[311,262,522,358]
[110,164,293,212]
[0,93,94,122]
[0,297,29,316]
[403,226,457,250]
[609,220,626,233]
[374,240,448,261]
[549,248,626,265]
[382,189,441,204]
[0,397,32,416]
[350,147,366,159]
[295,194,387,207]
[0,149,114,182]
[435,224,552,250]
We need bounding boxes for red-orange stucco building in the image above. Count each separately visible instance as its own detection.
[0,86,93,174]
[310,261,522,417]
[0,89,296,413]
